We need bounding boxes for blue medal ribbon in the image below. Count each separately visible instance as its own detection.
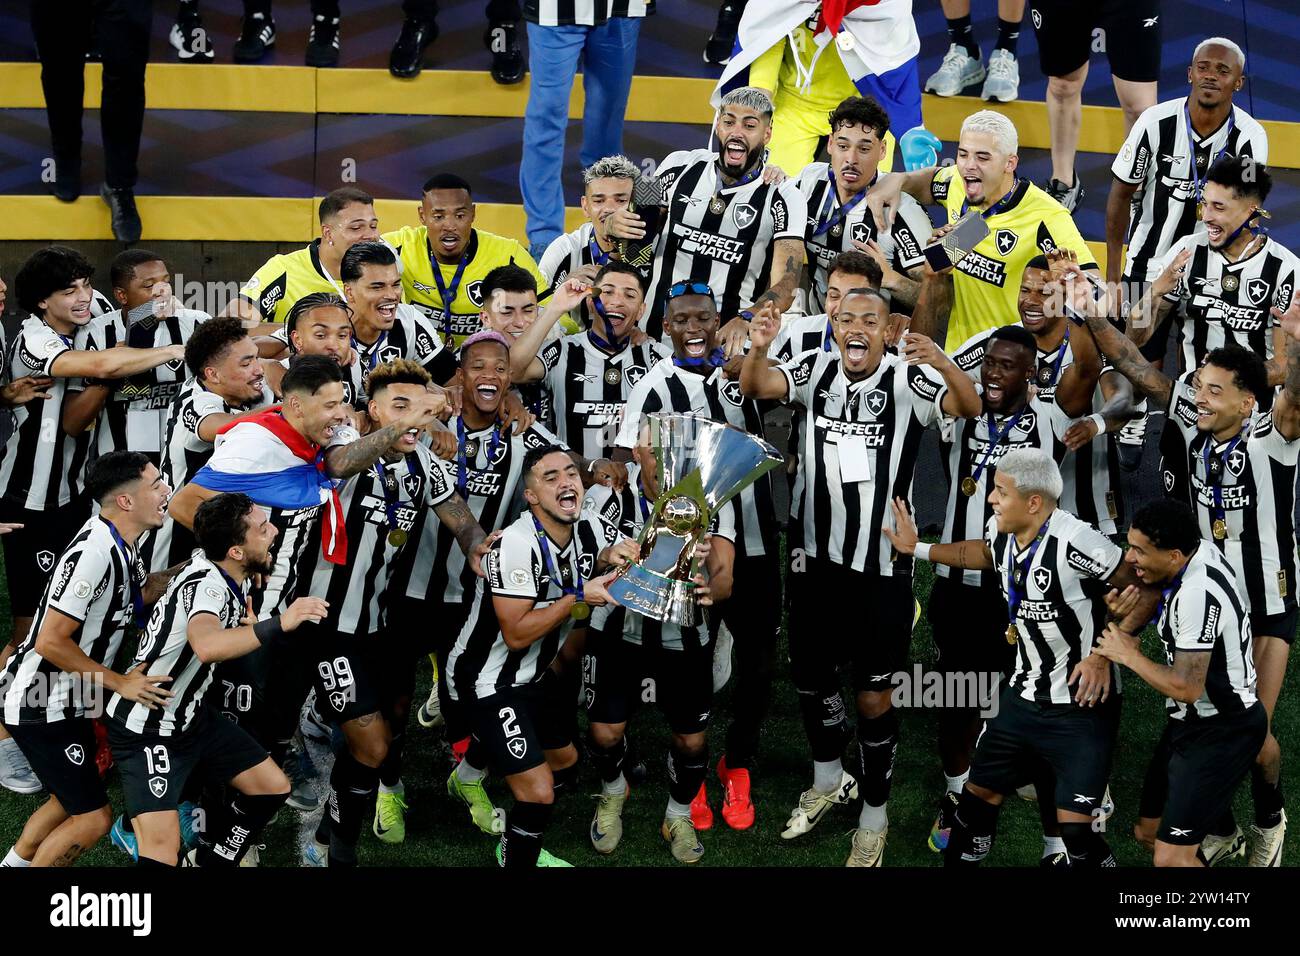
[961,178,1022,220]
[1182,101,1235,208]
[1038,329,1070,387]
[103,518,147,629]
[1201,423,1250,536]
[215,565,246,607]
[587,234,612,267]
[429,241,470,342]
[1005,518,1052,640]
[588,297,629,353]
[813,170,870,237]
[970,406,1029,488]
[672,346,727,369]
[374,454,421,536]
[354,330,389,374]
[456,416,502,497]
[531,516,584,604]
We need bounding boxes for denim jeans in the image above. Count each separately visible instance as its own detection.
[520,17,642,251]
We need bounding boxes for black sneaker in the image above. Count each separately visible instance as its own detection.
[170,6,215,62]
[704,1,742,65]
[390,17,437,78]
[101,184,142,244]
[306,15,341,68]
[1044,170,1085,213]
[485,22,524,85]
[233,13,276,62]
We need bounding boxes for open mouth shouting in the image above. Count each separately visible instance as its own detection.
[1021,303,1045,331]
[438,232,463,255]
[843,334,870,365]
[474,381,500,405]
[984,383,1005,406]
[723,137,750,169]
[1205,221,1226,246]
[555,487,580,518]
[963,174,986,202]
[683,333,709,359]
[375,300,399,325]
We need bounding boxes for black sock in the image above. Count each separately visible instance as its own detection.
[1210,809,1237,838]
[379,730,405,789]
[1030,762,1060,835]
[945,15,979,58]
[668,745,709,808]
[501,801,553,868]
[797,689,850,762]
[1251,766,1285,830]
[589,737,627,784]
[137,855,174,868]
[855,710,899,808]
[197,792,287,866]
[945,790,1000,866]
[325,753,378,867]
[1061,822,1117,868]
[994,18,1020,55]
[551,762,579,802]
[463,736,488,772]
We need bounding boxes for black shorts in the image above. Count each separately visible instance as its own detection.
[1158,703,1268,845]
[108,711,268,816]
[467,671,572,778]
[927,574,1015,678]
[1251,605,1298,646]
[969,687,1121,815]
[583,629,713,736]
[1029,0,1162,82]
[788,556,914,693]
[4,718,107,816]
[306,625,411,725]
[0,494,91,620]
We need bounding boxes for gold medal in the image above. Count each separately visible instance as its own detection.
[1196,201,1204,221]
[831,223,843,238]
[604,367,622,385]
[961,476,979,497]
[709,196,726,215]
[1222,274,1239,293]
[1006,623,1018,645]
[1212,519,1228,540]
[570,601,591,622]
[387,529,409,547]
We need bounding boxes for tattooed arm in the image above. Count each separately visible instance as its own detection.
[324,393,446,478]
[750,238,806,315]
[433,492,488,568]
[1082,310,1173,409]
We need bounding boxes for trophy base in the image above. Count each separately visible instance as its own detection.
[608,564,697,627]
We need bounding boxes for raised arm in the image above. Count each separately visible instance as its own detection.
[509,280,587,384]
[739,303,794,401]
[899,332,981,418]
[882,497,995,571]
[1124,249,1186,348]
[1052,320,1103,420]
[323,393,446,479]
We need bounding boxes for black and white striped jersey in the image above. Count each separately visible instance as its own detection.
[939,396,1073,587]
[0,317,96,509]
[1156,542,1257,720]
[986,509,1122,705]
[776,349,947,575]
[81,308,211,456]
[538,223,653,330]
[301,446,456,636]
[446,509,611,701]
[1157,233,1298,372]
[524,0,653,27]
[1,517,142,724]
[644,149,807,339]
[107,555,245,736]
[795,162,931,314]
[536,330,671,460]
[615,361,776,557]
[951,325,1123,535]
[1162,372,1299,617]
[581,462,735,651]
[769,313,836,363]
[394,420,562,605]
[139,378,276,574]
[1112,98,1268,284]
[349,305,457,403]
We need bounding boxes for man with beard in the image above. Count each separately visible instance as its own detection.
[383,174,548,349]
[105,493,328,867]
[1075,278,1300,867]
[0,453,177,867]
[1095,499,1268,868]
[391,331,566,836]
[950,254,1138,537]
[865,109,1097,350]
[886,449,1155,868]
[445,445,622,867]
[741,290,979,865]
[607,87,808,345]
[796,96,932,314]
[297,360,489,865]
[611,283,780,831]
[509,262,671,461]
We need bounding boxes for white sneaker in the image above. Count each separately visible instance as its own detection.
[1200,826,1247,866]
[302,838,329,867]
[845,826,887,867]
[239,843,263,868]
[416,682,444,729]
[0,738,42,794]
[924,44,985,97]
[981,49,1019,102]
[1097,784,1115,824]
[712,623,734,692]
[782,773,859,839]
[300,692,332,744]
[1249,811,1286,867]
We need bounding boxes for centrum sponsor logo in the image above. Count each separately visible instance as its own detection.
[50,887,152,936]
[890,664,1002,718]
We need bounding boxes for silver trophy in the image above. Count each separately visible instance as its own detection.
[609,413,781,626]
